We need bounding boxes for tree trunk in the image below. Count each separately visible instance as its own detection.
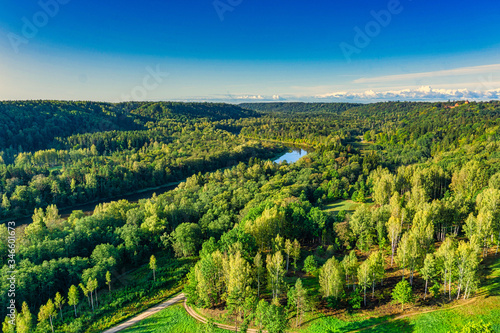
[74,304,77,318]
[448,275,452,300]
[424,279,428,299]
[90,291,94,311]
[391,239,395,266]
[257,274,260,298]
[296,300,300,328]
[443,269,447,295]
[59,306,63,320]
[49,316,54,333]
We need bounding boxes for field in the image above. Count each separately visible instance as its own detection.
[119,303,227,333]
[323,199,375,215]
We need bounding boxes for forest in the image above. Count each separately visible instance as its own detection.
[1,100,500,333]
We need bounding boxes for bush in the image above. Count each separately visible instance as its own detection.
[455,321,494,333]
[303,255,318,275]
[316,246,325,257]
[429,282,440,298]
[349,288,362,310]
[392,280,413,310]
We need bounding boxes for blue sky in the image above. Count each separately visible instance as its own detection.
[1,0,500,102]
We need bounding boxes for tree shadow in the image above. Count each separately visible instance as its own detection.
[348,318,415,332]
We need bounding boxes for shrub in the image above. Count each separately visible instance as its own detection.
[349,288,362,310]
[392,280,413,310]
[303,255,318,275]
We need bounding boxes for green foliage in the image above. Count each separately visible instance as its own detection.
[454,321,494,333]
[349,288,362,310]
[170,223,202,258]
[392,280,413,310]
[303,255,318,275]
[429,283,441,298]
[5,100,500,332]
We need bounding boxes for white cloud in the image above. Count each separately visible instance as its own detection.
[316,86,500,101]
[353,64,500,84]
[234,95,265,100]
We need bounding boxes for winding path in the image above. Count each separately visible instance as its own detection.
[103,292,479,333]
[102,293,186,333]
[183,299,267,332]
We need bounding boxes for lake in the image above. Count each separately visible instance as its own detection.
[273,148,308,164]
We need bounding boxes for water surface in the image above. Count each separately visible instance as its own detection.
[273,148,308,164]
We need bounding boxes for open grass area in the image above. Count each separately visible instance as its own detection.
[323,199,374,215]
[120,303,228,333]
[323,200,362,214]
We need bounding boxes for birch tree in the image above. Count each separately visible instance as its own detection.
[38,299,56,333]
[267,251,285,301]
[341,250,358,290]
[437,237,456,300]
[319,257,344,299]
[68,285,79,317]
[254,252,265,297]
[284,238,293,272]
[291,239,301,272]
[288,278,309,328]
[16,302,32,333]
[54,292,65,320]
[357,259,372,306]
[420,253,437,299]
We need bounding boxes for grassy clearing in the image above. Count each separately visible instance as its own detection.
[120,303,228,333]
[323,200,362,214]
[323,199,374,215]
